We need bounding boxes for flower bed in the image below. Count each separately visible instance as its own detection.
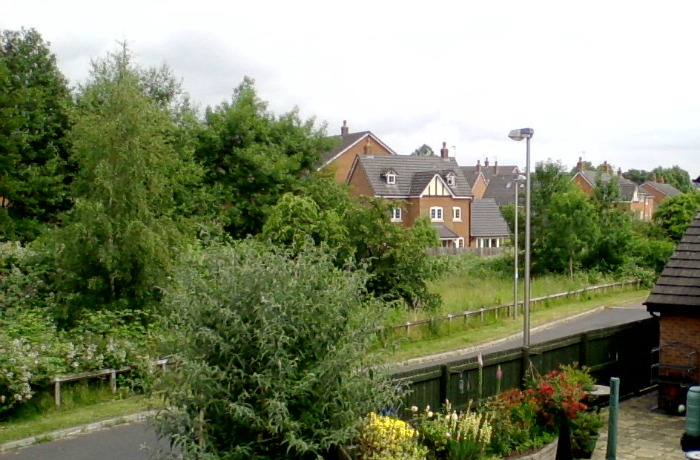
[351,364,601,460]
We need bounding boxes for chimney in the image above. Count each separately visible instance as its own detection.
[363,137,371,154]
[484,157,490,167]
[603,161,610,174]
[493,160,499,175]
[577,156,584,172]
[617,167,622,177]
[440,141,449,159]
[652,173,657,182]
[476,159,481,172]
[341,120,349,137]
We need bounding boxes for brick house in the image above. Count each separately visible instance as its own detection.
[571,158,654,220]
[640,180,682,214]
[645,208,700,411]
[461,158,520,199]
[318,120,396,183]
[346,145,473,248]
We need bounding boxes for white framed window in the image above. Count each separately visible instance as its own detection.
[386,173,396,185]
[446,173,455,186]
[391,207,402,222]
[430,206,443,221]
[452,206,462,221]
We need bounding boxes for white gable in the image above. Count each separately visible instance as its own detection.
[420,175,454,197]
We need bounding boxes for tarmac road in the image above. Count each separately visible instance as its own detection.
[0,303,653,460]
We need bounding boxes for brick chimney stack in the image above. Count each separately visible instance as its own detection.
[363,137,371,154]
[440,142,449,159]
[484,157,490,167]
[603,161,610,174]
[341,120,349,137]
[493,160,499,175]
[476,159,481,172]
[577,156,584,172]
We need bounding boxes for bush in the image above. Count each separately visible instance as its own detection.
[153,240,404,459]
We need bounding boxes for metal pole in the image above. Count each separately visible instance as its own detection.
[524,137,531,349]
[513,181,519,319]
[606,377,620,460]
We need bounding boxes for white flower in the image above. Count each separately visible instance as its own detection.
[427,411,434,418]
[410,405,418,412]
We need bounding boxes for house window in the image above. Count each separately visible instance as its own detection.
[453,207,462,221]
[446,173,455,186]
[430,206,443,221]
[391,207,402,222]
[386,173,396,185]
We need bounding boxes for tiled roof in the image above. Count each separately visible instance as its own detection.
[461,170,483,190]
[471,199,511,237]
[646,208,700,311]
[433,224,459,239]
[319,131,397,166]
[482,174,525,206]
[462,164,520,182]
[576,171,639,201]
[643,181,683,198]
[352,155,473,197]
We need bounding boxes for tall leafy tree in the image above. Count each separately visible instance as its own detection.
[653,191,700,242]
[196,77,333,238]
[0,28,74,241]
[48,45,204,324]
[650,165,692,193]
[411,144,436,156]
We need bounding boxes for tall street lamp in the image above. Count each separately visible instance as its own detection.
[511,174,526,320]
[508,128,534,357]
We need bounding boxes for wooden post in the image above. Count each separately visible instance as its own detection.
[110,370,117,394]
[54,379,61,407]
[439,365,449,404]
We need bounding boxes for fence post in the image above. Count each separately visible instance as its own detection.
[405,321,411,338]
[579,332,589,367]
[480,307,485,323]
[54,379,61,407]
[439,365,449,404]
[110,370,117,394]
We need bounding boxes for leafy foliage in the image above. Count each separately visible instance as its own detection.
[154,241,403,459]
[0,28,74,241]
[45,44,203,325]
[196,77,334,239]
[411,144,436,157]
[653,191,700,242]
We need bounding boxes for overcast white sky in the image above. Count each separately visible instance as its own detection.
[4,0,700,177]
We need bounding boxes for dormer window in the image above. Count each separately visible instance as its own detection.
[446,173,455,186]
[383,169,397,185]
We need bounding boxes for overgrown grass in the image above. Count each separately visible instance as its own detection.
[0,381,160,444]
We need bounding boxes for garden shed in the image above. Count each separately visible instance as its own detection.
[645,208,700,412]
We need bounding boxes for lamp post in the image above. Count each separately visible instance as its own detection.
[508,128,534,354]
[512,174,526,320]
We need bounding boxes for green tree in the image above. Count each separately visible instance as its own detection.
[47,45,203,324]
[653,191,700,241]
[411,144,436,156]
[196,77,333,238]
[262,176,441,311]
[154,241,402,459]
[650,165,692,193]
[0,28,74,241]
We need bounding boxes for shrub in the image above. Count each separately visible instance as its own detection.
[356,412,428,460]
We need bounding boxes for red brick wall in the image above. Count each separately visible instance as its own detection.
[327,136,393,183]
[659,315,700,382]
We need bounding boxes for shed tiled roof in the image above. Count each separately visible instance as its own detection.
[646,208,700,312]
[433,224,459,239]
[352,155,473,198]
[643,181,683,198]
[471,199,511,237]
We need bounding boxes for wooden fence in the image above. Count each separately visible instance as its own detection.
[52,358,172,407]
[382,280,640,340]
[390,316,659,417]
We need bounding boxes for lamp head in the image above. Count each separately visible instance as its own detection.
[508,128,534,141]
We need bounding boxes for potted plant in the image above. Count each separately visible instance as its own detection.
[570,409,604,459]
